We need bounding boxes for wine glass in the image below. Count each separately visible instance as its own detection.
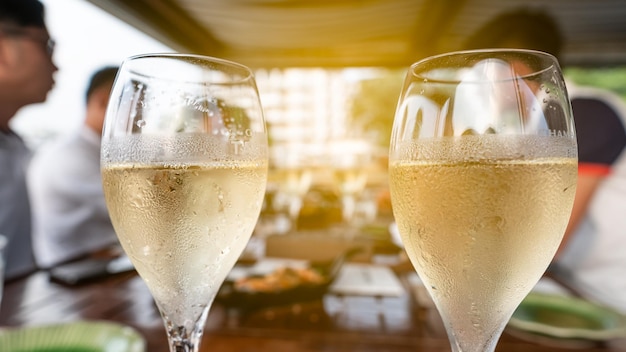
[388,49,577,351]
[101,54,268,351]
[330,139,371,226]
[270,143,313,231]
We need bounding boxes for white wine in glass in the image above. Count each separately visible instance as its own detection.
[101,54,268,351]
[388,49,577,351]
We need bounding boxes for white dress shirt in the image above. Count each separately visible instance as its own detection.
[553,84,626,313]
[28,126,118,268]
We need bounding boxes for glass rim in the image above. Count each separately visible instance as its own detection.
[121,53,255,85]
[409,48,559,84]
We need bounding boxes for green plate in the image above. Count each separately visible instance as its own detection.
[509,292,626,340]
[0,321,145,352]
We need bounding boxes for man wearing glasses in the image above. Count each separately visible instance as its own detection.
[0,0,58,280]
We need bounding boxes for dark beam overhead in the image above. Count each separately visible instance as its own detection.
[86,0,222,55]
[87,0,626,68]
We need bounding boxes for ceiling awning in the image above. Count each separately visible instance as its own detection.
[87,0,626,69]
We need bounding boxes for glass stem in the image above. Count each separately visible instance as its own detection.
[447,320,507,352]
[164,308,210,352]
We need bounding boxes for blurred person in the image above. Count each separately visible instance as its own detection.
[28,66,119,268]
[463,8,626,313]
[0,0,57,279]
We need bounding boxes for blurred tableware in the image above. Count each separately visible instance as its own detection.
[0,320,145,351]
[510,292,626,340]
[507,292,626,347]
[217,255,342,311]
[329,139,371,225]
[48,254,135,286]
[270,143,314,231]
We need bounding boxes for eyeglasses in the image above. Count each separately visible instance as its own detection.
[0,26,55,57]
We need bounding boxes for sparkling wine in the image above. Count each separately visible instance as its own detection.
[389,135,577,346]
[102,161,267,325]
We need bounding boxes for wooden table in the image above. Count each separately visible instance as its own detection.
[1,267,625,352]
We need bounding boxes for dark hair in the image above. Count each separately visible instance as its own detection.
[85,66,119,103]
[463,8,563,60]
[0,0,46,28]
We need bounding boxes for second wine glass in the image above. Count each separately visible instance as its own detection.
[388,49,578,351]
[101,54,268,351]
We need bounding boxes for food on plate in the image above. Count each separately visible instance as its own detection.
[234,266,326,293]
